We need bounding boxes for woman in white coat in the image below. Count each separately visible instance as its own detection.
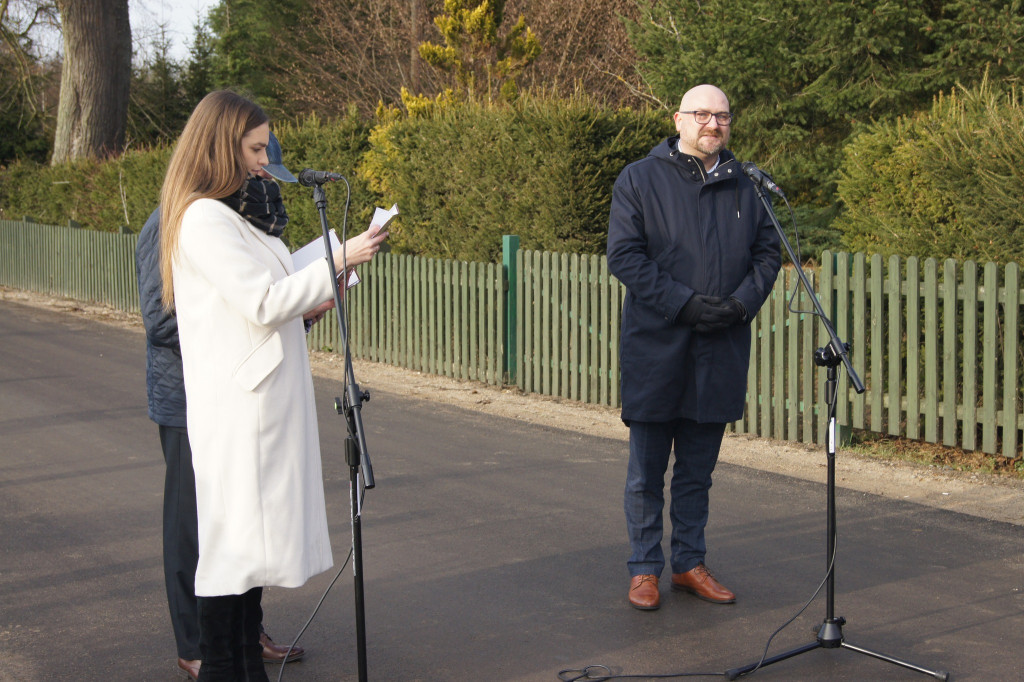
[158,90,387,681]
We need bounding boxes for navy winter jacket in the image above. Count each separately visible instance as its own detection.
[607,139,781,424]
[135,208,187,428]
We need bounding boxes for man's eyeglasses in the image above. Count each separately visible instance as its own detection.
[679,110,733,126]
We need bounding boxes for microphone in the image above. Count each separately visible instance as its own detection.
[741,162,784,197]
[297,168,346,186]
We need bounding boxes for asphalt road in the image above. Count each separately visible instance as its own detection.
[1,299,1022,681]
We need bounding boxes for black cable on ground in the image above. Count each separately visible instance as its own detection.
[273,545,355,682]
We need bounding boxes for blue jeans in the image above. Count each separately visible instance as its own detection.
[625,419,726,577]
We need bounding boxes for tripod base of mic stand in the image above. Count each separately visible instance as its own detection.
[725,618,949,680]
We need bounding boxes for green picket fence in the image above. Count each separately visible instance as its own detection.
[516,249,624,407]
[825,253,1022,459]
[308,253,505,387]
[0,219,139,312]
[1,219,1021,457]
[735,256,1022,460]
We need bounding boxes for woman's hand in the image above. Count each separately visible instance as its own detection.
[303,298,336,326]
[332,224,389,271]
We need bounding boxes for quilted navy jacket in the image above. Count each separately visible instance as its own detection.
[607,139,781,424]
[135,208,187,428]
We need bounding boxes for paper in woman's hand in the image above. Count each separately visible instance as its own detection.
[292,229,341,271]
[292,230,360,288]
[369,204,399,236]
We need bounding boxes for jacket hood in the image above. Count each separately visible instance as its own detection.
[647,136,743,217]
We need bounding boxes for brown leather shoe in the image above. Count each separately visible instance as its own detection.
[671,564,735,603]
[628,574,660,610]
[176,658,200,681]
[260,631,305,663]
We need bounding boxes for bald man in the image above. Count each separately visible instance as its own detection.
[607,85,781,610]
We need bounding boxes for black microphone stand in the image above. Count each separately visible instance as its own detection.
[724,178,948,681]
[309,179,375,682]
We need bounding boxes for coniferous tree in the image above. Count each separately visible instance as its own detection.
[127,27,191,147]
[418,0,540,101]
[626,0,1024,255]
[183,17,216,106]
[207,0,307,116]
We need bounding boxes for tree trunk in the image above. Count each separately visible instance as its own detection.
[409,0,420,91]
[51,0,131,164]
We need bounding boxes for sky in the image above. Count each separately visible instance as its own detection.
[132,0,215,62]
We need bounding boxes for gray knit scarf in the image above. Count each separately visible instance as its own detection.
[220,176,289,237]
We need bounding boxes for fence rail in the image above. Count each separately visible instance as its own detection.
[1,219,1021,458]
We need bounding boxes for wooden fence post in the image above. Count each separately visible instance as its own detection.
[502,235,519,384]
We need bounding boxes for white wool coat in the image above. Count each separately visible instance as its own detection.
[172,198,334,596]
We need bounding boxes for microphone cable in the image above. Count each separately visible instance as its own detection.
[275,174,369,682]
[774,191,823,324]
[557,665,724,681]
[274,544,355,682]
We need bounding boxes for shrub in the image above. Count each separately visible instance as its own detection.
[837,76,1024,265]
[271,109,379,249]
[626,0,1024,260]
[0,112,376,250]
[0,145,171,232]
[1,97,676,264]
[360,92,673,262]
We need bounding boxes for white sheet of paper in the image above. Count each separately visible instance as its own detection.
[369,203,399,234]
[292,229,360,288]
[292,229,341,271]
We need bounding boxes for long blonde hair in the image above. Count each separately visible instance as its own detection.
[159,90,269,309]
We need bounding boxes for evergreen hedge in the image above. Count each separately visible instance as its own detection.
[837,77,1024,265]
[269,108,377,250]
[0,146,171,232]
[626,0,1024,259]
[0,110,376,250]
[0,97,673,263]
[359,94,673,262]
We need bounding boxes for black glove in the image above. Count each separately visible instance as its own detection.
[677,294,723,326]
[695,297,747,333]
